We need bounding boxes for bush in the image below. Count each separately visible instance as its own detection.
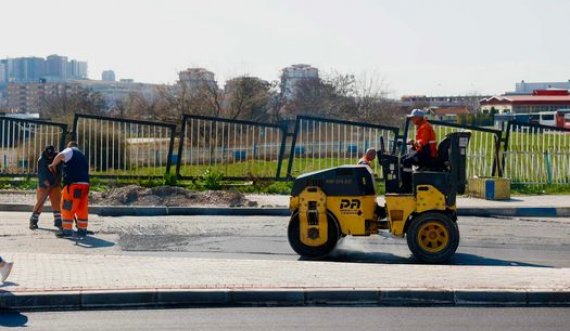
[163,172,178,186]
[201,169,224,190]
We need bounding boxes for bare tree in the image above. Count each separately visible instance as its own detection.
[463,92,484,114]
[157,80,223,121]
[283,70,402,126]
[40,86,106,124]
[223,76,270,121]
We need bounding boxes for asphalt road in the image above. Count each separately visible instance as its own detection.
[1,212,569,267]
[1,307,569,330]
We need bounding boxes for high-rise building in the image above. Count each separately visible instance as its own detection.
[0,62,6,83]
[178,68,217,92]
[0,55,88,83]
[46,54,69,80]
[280,64,319,99]
[102,70,116,81]
[69,60,88,79]
[11,57,45,82]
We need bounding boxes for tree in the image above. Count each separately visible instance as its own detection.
[156,79,223,121]
[40,85,106,124]
[223,76,271,121]
[267,80,287,123]
[283,71,403,126]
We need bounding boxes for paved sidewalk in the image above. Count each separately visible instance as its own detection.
[1,252,569,309]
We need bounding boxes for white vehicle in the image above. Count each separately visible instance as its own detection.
[538,111,556,127]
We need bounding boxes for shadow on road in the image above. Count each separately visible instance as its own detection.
[70,235,115,249]
[316,249,552,268]
[451,252,552,268]
[0,311,28,327]
[0,281,19,288]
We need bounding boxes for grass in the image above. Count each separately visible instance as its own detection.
[510,183,570,195]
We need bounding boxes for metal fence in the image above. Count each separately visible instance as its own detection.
[73,114,176,177]
[176,115,288,179]
[0,117,67,176]
[5,112,570,187]
[403,119,503,178]
[504,121,570,185]
[287,116,400,178]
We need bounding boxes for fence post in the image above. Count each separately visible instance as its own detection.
[165,124,176,175]
[491,132,502,177]
[175,116,188,179]
[72,113,80,140]
[544,150,552,185]
[501,121,512,179]
[275,124,288,180]
[60,125,69,152]
[286,118,301,179]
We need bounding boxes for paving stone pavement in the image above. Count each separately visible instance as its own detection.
[0,252,569,293]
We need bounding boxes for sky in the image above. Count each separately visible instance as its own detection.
[1,0,569,97]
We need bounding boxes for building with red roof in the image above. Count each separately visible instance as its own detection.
[480,89,570,114]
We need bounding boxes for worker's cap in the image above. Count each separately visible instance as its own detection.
[43,145,56,157]
[407,109,425,118]
[44,145,55,154]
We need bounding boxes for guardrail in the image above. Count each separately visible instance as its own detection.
[0,117,67,176]
[4,113,570,187]
[286,115,400,179]
[504,121,570,185]
[176,115,287,179]
[73,114,176,178]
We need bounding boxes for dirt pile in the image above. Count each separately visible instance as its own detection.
[91,185,257,207]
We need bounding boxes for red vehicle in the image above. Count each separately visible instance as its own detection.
[555,109,570,129]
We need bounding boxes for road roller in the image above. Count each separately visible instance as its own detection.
[287,131,471,263]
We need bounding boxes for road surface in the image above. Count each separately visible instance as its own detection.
[0,212,569,267]
[1,307,569,330]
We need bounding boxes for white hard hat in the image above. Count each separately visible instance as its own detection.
[407,109,425,118]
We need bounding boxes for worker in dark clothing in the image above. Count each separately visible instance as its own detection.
[402,109,438,192]
[357,148,377,169]
[29,145,62,230]
[49,141,90,238]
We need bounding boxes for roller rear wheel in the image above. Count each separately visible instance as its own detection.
[406,212,459,263]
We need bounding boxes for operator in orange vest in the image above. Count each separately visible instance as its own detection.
[402,109,438,192]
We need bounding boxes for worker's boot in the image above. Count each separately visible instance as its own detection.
[55,227,73,238]
[53,211,62,228]
[29,213,39,230]
[76,228,87,239]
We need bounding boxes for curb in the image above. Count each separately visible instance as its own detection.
[1,204,570,217]
[1,289,568,310]
[457,207,570,218]
[0,204,291,217]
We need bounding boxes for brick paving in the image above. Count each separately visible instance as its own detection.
[1,252,568,293]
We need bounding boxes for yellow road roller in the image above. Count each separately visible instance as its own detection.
[287,131,471,263]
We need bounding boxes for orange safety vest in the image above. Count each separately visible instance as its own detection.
[415,120,438,158]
